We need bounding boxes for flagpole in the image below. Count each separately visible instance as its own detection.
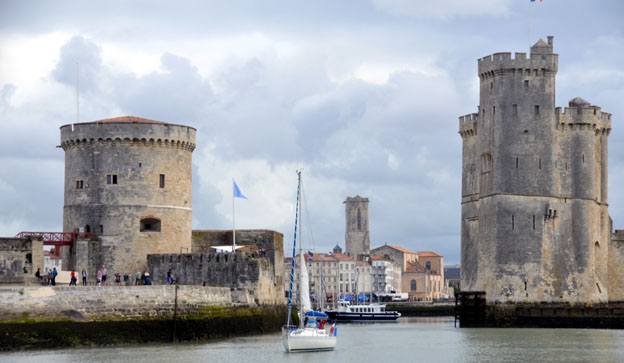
[529,0,532,50]
[232,178,236,251]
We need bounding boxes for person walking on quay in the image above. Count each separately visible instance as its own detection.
[69,270,77,286]
[101,266,108,286]
[115,272,121,286]
[47,269,52,285]
[97,268,102,287]
[135,271,141,285]
[82,269,87,286]
[35,267,41,280]
[51,267,57,286]
[123,273,129,286]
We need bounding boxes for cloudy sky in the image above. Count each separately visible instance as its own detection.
[1,0,623,264]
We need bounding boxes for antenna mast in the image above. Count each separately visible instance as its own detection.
[76,61,80,123]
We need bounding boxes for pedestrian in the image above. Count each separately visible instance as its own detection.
[101,266,108,286]
[51,267,57,286]
[123,273,129,286]
[97,268,102,287]
[115,272,121,286]
[35,267,41,281]
[135,271,142,285]
[144,271,152,285]
[47,269,52,285]
[69,270,77,286]
[82,269,87,286]
[167,271,173,285]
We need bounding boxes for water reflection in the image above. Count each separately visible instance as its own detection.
[3,317,624,363]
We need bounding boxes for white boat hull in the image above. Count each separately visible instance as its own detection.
[282,327,337,352]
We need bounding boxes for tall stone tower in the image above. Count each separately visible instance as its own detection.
[344,196,370,257]
[60,116,196,275]
[459,37,612,303]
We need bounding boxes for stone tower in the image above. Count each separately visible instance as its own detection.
[459,37,612,303]
[344,196,370,257]
[60,116,196,275]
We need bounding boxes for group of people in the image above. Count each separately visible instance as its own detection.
[34,267,57,286]
[35,266,174,287]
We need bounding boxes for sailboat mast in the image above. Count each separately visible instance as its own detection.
[298,172,304,328]
[286,171,302,326]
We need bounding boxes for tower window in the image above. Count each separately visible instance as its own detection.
[516,157,519,169]
[107,174,118,185]
[357,208,362,230]
[140,217,161,232]
[539,158,542,169]
[582,154,585,163]
[513,104,518,116]
[76,180,84,189]
[535,105,540,115]
[100,225,103,233]
[524,80,529,88]
[160,174,165,188]
[532,215,536,230]
[512,215,515,230]
[493,106,496,116]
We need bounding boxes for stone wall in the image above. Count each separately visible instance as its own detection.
[192,229,284,289]
[0,237,43,283]
[0,285,259,322]
[608,230,624,301]
[147,252,285,305]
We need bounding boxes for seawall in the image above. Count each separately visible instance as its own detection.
[0,285,288,350]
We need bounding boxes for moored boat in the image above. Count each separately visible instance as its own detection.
[326,299,401,322]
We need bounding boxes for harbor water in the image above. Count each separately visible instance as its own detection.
[3,317,624,362]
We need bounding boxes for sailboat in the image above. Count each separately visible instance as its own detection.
[283,171,337,353]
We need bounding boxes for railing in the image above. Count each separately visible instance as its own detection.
[15,231,91,246]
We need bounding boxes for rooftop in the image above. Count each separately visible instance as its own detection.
[417,251,442,257]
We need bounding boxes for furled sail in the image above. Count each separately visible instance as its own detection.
[299,252,311,313]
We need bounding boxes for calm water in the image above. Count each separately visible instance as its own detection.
[3,317,624,362]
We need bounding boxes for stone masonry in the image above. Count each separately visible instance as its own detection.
[344,196,371,257]
[0,237,43,283]
[459,37,615,303]
[60,116,196,278]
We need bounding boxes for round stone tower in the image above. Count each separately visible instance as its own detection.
[60,116,196,275]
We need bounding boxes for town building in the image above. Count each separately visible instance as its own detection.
[371,255,399,294]
[43,250,62,273]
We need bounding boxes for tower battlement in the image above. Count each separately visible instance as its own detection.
[458,113,478,138]
[478,37,558,78]
[555,100,612,133]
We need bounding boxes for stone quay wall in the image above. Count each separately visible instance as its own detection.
[0,285,261,322]
[147,252,285,305]
[0,237,43,283]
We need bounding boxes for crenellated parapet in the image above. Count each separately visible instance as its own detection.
[459,113,478,138]
[478,37,558,80]
[555,101,612,135]
[60,116,196,152]
[60,136,196,151]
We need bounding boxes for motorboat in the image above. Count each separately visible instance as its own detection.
[326,299,401,322]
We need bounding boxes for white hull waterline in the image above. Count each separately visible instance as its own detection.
[282,327,337,352]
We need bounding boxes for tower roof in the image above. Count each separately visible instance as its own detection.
[530,37,553,55]
[88,116,167,125]
[569,97,591,107]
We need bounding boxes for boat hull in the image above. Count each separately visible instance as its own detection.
[326,311,401,321]
[282,327,337,352]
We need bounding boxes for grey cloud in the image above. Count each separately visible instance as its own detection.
[51,35,103,94]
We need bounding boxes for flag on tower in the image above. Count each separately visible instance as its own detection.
[233,179,248,199]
